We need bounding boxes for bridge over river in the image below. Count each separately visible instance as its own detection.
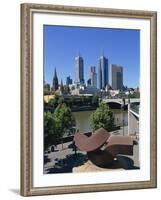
[102,98,140,136]
[102,98,140,105]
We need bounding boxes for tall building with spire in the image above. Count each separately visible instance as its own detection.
[52,68,59,91]
[90,66,97,88]
[75,53,84,85]
[98,53,108,89]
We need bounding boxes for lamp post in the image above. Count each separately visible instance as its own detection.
[122,97,125,136]
[128,96,130,136]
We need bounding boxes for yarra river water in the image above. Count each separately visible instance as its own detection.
[72,109,128,133]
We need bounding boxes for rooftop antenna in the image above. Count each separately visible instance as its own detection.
[102,48,104,56]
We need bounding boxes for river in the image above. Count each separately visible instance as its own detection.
[72,109,128,133]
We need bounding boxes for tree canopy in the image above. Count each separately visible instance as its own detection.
[128,92,140,98]
[90,102,115,132]
[48,95,59,110]
[44,103,75,150]
[44,112,59,149]
[54,103,75,137]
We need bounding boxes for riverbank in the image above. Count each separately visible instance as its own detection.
[72,109,128,134]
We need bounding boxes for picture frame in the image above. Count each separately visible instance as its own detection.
[20,3,157,196]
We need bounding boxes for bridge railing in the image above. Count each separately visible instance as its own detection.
[102,98,140,105]
[130,103,139,114]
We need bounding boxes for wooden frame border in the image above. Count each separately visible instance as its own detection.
[20,3,157,196]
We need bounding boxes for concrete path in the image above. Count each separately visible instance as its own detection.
[44,137,139,174]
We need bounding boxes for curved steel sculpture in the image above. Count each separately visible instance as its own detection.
[73,128,134,168]
[74,128,110,152]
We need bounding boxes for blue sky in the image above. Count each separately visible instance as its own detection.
[44,25,140,88]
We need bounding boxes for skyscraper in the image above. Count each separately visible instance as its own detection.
[66,76,72,85]
[87,78,91,86]
[98,55,108,89]
[75,54,84,84]
[112,64,123,90]
[52,68,59,91]
[90,66,97,88]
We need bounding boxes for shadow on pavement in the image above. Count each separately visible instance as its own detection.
[44,155,50,164]
[87,151,140,170]
[46,153,87,174]
[116,155,140,170]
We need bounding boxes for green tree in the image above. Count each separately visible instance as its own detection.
[44,112,59,150]
[90,102,115,132]
[54,103,75,149]
[48,95,59,110]
[128,92,140,98]
[119,91,126,98]
[58,96,64,104]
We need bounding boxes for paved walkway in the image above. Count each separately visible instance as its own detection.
[44,141,87,174]
[44,136,139,174]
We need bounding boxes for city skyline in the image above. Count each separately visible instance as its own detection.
[44,25,140,88]
[50,57,125,91]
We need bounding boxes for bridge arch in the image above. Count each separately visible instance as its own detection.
[106,102,122,109]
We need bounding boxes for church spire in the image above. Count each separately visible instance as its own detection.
[52,67,59,91]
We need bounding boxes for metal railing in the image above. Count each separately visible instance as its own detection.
[130,103,139,114]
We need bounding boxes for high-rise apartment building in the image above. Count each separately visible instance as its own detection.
[87,78,91,86]
[90,66,97,88]
[75,55,84,84]
[66,76,72,85]
[112,64,123,90]
[98,55,108,89]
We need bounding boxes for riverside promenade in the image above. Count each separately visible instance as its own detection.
[44,133,139,174]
